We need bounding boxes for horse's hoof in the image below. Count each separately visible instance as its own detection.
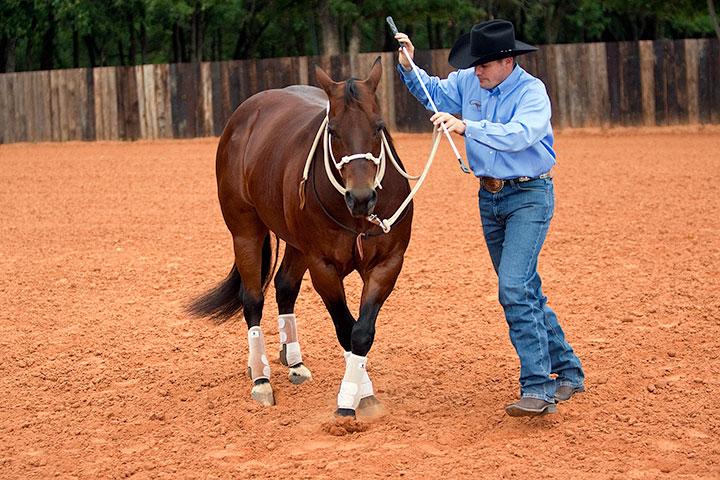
[333,408,356,419]
[288,363,312,385]
[250,381,275,406]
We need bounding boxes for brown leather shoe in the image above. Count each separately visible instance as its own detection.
[554,385,585,403]
[505,397,557,417]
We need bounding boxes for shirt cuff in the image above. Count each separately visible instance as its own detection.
[397,63,414,78]
[463,119,487,142]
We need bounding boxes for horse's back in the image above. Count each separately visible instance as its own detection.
[282,85,328,109]
[220,85,325,162]
[228,86,326,131]
[216,86,326,239]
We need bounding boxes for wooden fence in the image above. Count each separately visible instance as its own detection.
[1,38,718,144]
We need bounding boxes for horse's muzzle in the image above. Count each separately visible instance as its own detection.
[345,188,377,218]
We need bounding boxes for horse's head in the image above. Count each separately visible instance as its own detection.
[316,58,384,218]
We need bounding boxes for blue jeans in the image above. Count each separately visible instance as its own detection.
[478,177,584,402]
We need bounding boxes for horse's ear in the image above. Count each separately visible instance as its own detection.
[315,65,339,96]
[362,56,383,93]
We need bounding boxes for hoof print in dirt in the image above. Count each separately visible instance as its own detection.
[323,416,368,436]
[357,395,385,417]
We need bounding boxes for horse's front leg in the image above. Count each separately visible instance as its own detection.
[340,254,405,418]
[307,259,359,412]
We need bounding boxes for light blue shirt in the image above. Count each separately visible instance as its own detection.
[398,63,556,179]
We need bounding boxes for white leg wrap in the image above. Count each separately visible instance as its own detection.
[338,353,369,410]
[247,326,271,381]
[344,351,374,398]
[278,314,303,367]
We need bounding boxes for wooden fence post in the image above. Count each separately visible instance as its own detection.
[589,42,610,128]
[668,39,689,125]
[93,67,118,140]
[606,42,621,127]
[639,40,655,126]
[684,39,700,125]
[653,40,668,126]
[170,62,198,139]
[553,44,570,129]
[11,73,26,142]
[0,74,8,143]
[200,61,214,137]
[210,61,226,136]
[696,38,712,124]
[709,38,720,124]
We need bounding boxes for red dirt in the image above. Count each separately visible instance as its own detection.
[1,126,719,479]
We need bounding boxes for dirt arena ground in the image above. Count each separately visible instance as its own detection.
[1,126,719,479]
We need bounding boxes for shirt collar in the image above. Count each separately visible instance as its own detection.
[487,64,522,97]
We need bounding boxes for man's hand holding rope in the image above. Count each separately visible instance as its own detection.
[431,112,466,136]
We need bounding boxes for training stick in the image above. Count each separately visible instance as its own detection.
[386,16,471,174]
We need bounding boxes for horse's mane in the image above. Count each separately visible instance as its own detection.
[343,78,363,107]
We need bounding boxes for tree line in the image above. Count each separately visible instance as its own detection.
[2,0,719,73]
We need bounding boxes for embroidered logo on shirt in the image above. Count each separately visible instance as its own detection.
[470,99,482,110]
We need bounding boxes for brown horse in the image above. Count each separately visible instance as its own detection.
[189,58,412,418]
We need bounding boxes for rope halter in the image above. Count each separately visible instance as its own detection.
[299,102,440,235]
[328,138,383,171]
[324,111,386,194]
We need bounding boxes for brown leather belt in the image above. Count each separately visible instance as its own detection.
[480,171,553,193]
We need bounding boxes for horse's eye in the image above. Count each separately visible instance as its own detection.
[375,123,384,135]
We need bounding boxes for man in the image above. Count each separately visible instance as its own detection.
[395,19,584,417]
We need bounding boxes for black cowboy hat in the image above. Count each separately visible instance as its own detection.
[448,19,538,69]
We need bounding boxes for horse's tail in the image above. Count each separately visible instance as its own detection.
[187,233,278,322]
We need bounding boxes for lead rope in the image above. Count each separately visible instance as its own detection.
[366,128,441,233]
[381,130,421,181]
[299,115,329,209]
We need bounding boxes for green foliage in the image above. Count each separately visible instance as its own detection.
[0,0,716,72]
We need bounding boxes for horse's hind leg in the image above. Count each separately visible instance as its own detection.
[274,244,312,384]
[231,219,274,406]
